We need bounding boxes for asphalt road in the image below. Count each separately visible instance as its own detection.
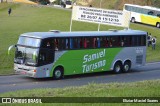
[0,62,160,94]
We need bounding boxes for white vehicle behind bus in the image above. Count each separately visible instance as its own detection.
[123,4,160,28]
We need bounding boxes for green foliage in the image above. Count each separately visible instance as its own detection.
[53,0,61,5]
[76,0,160,9]
[1,80,160,98]
[30,0,50,5]
[152,0,160,8]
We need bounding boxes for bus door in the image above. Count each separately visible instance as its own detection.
[39,38,55,66]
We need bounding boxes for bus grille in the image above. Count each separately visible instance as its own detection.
[18,68,29,71]
[136,55,143,64]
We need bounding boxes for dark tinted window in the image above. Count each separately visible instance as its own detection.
[38,49,54,66]
[40,35,146,51]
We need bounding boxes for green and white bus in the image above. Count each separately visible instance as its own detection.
[8,29,147,79]
[123,4,160,28]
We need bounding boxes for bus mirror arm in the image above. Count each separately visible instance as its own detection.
[8,45,16,55]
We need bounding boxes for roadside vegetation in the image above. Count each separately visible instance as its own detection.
[0,3,160,75]
[1,80,160,105]
[76,0,160,9]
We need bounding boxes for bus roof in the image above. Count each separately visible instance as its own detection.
[20,29,147,39]
[124,4,160,11]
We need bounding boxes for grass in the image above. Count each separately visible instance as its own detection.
[0,80,160,105]
[91,0,118,9]
[0,3,160,75]
[1,80,160,97]
[76,0,160,9]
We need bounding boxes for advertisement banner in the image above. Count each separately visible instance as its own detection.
[72,6,130,28]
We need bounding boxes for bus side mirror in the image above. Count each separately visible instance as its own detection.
[8,45,16,55]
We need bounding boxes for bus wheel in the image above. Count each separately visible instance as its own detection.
[131,17,135,23]
[113,62,122,74]
[156,23,160,28]
[53,67,64,79]
[122,61,131,73]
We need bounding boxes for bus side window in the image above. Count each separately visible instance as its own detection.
[148,11,154,15]
[65,38,69,49]
[87,37,93,48]
[80,38,83,48]
[132,36,136,46]
[62,38,66,49]
[100,37,105,47]
[121,36,124,47]
[123,36,127,46]
[129,36,132,46]
[70,38,73,49]
[132,36,139,46]
[96,37,100,48]
[111,36,119,47]
[58,38,66,50]
[54,39,58,51]
[87,38,91,48]
[109,37,113,47]
[73,38,80,49]
[77,38,80,48]
[105,37,109,47]
[41,38,54,49]
[141,36,146,46]
[84,38,87,48]
[93,38,96,48]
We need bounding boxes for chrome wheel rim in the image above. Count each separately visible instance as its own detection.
[55,70,61,78]
[124,65,129,72]
[116,66,120,72]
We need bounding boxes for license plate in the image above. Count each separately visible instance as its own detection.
[21,71,26,75]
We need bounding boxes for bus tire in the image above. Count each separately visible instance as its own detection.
[53,67,64,79]
[122,61,131,73]
[131,17,135,23]
[156,23,160,28]
[113,62,122,74]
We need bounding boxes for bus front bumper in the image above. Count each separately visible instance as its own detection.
[15,68,36,78]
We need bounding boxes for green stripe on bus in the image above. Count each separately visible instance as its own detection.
[50,48,122,77]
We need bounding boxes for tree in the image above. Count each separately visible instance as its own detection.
[30,0,50,5]
[54,0,61,5]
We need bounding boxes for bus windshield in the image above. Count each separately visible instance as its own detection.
[14,46,39,66]
[18,36,41,47]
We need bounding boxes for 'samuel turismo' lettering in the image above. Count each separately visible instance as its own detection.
[83,49,106,63]
[82,49,106,72]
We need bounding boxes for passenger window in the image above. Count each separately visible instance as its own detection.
[41,38,54,49]
[54,39,58,51]
[96,37,101,48]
